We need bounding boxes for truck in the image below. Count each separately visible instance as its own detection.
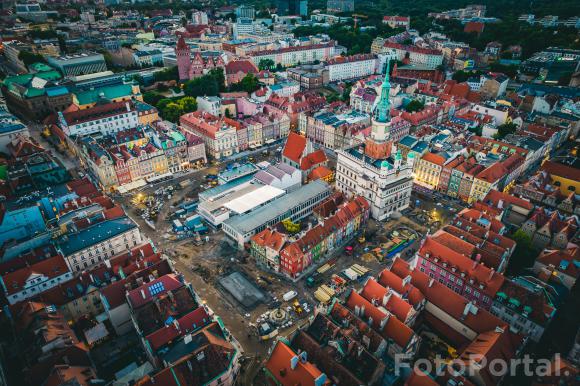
[306,273,322,288]
[282,290,298,302]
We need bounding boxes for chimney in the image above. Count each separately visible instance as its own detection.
[488,268,495,281]
[428,278,434,288]
[126,102,131,112]
[140,289,146,299]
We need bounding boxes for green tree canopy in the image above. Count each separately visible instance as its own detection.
[229,74,260,93]
[493,122,518,139]
[507,229,539,275]
[405,100,425,113]
[18,51,46,65]
[258,59,275,71]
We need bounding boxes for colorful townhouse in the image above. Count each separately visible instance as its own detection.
[251,196,369,279]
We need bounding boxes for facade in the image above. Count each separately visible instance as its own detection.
[414,237,505,310]
[382,16,411,30]
[0,254,73,305]
[1,70,72,121]
[336,64,414,220]
[326,54,378,82]
[251,196,369,277]
[180,111,239,159]
[490,277,556,342]
[248,42,336,68]
[133,50,164,67]
[301,108,370,151]
[175,36,226,81]
[47,53,107,77]
[383,42,444,69]
[55,101,139,137]
[0,108,30,153]
[56,216,142,273]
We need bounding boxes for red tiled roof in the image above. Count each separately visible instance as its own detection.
[264,340,328,386]
[146,307,211,351]
[483,189,534,211]
[390,258,509,338]
[421,152,446,166]
[476,162,507,183]
[418,237,505,297]
[225,59,258,75]
[541,160,580,182]
[536,247,580,279]
[307,165,333,181]
[2,255,70,296]
[127,273,184,309]
[300,150,327,171]
[282,132,306,164]
[251,228,286,251]
[345,290,414,348]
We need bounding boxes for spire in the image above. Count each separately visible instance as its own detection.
[374,60,391,124]
[176,35,188,51]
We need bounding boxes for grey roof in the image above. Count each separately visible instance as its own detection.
[275,162,297,175]
[224,180,330,234]
[58,216,137,256]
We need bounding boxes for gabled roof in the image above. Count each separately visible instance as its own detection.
[264,340,328,386]
[536,247,580,279]
[145,307,211,351]
[127,273,184,309]
[2,255,70,296]
[282,132,306,164]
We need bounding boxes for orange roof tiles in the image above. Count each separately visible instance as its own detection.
[541,160,580,182]
[308,165,333,181]
[418,237,505,297]
[300,149,327,171]
[282,132,306,164]
[421,152,446,166]
[536,247,580,279]
[264,340,328,386]
[2,255,70,296]
[251,228,286,251]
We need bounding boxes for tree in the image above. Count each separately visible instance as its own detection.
[493,122,518,139]
[405,100,425,113]
[178,96,197,113]
[341,83,352,102]
[18,51,46,66]
[183,74,219,97]
[154,66,179,82]
[258,59,275,71]
[230,74,260,93]
[208,68,226,92]
[282,218,301,234]
[507,229,539,275]
[161,102,183,123]
[143,91,164,106]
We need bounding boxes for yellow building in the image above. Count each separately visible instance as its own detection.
[414,152,446,190]
[541,160,580,196]
[468,162,505,204]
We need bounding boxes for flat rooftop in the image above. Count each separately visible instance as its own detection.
[224,185,285,214]
[58,216,136,255]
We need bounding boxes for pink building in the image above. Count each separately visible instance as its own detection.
[175,36,225,81]
[414,237,505,309]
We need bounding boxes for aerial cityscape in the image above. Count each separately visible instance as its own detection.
[0,0,579,385]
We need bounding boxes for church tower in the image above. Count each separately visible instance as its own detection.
[176,36,191,82]
[365,61,393,159]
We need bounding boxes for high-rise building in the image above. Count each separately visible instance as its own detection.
[335,62,415,220]
[327,0,354,13]
[277,0,307,16]
[235,5,255,19]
